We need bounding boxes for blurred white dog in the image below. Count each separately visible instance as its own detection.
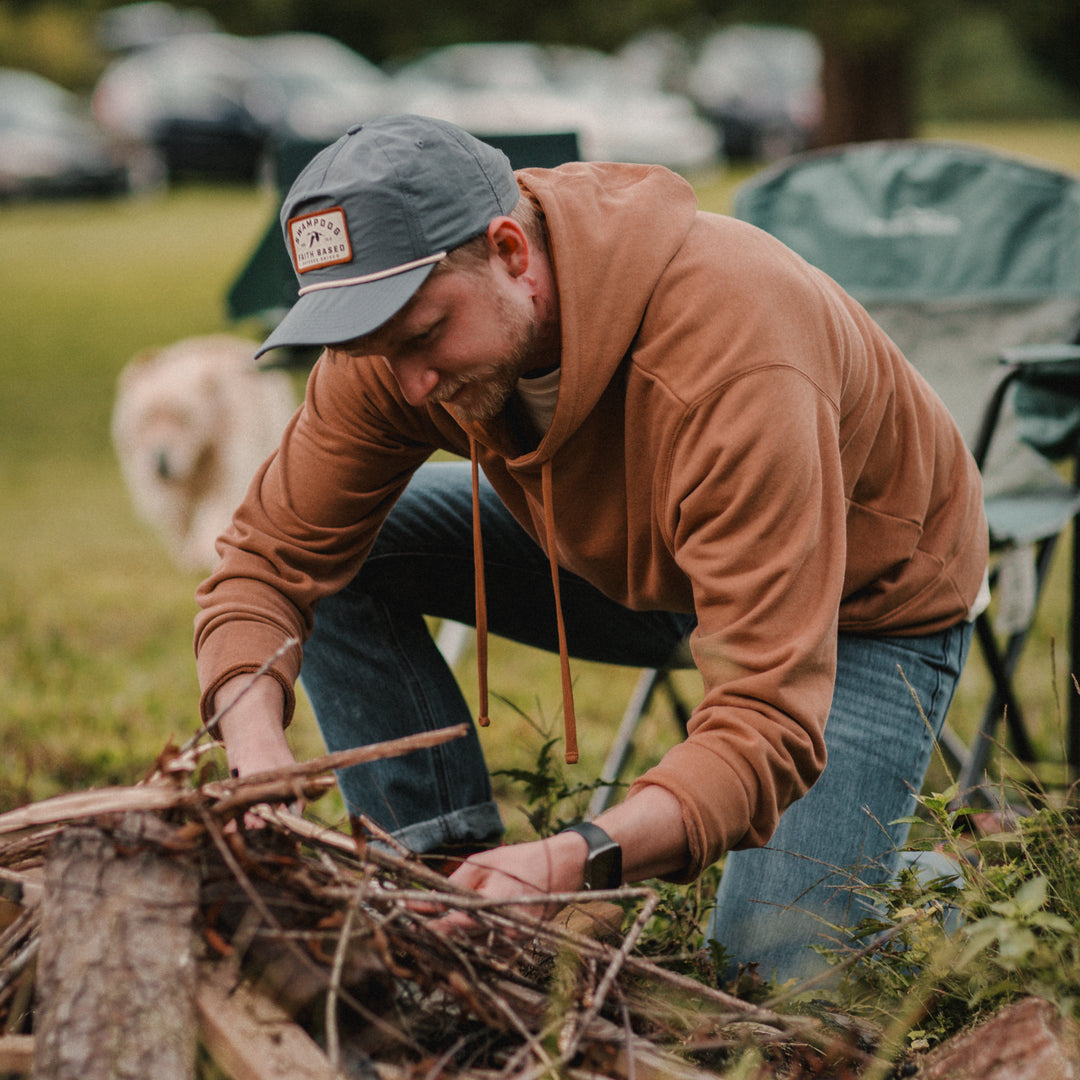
[111,334,298,572]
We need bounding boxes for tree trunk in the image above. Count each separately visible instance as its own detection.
[816,38,916,147]
[34,813,200,1080]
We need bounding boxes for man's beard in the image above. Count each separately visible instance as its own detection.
[435,296,541,423]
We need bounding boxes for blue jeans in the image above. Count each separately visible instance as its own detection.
[709,625,971,982]
[302,461,972,979]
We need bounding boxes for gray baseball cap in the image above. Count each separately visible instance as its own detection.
[256,114,520,357]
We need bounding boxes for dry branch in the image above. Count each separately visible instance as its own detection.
[0,724,469,838]
[0,1034,33,1073]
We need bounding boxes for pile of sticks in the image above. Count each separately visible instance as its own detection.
[0,725,881,1080]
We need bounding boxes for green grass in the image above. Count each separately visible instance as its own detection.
[0,186,294,809]
[820,791,1080,1050]
[2,124,1079,823]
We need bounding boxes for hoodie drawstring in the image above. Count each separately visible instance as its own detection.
[466,439,578,764]
[469,437,490,727]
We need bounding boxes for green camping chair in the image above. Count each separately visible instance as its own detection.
[729,140,1080,798]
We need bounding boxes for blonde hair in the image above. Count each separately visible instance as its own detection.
[438,193,546,275]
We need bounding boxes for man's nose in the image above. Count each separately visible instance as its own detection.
[383,355,439,406]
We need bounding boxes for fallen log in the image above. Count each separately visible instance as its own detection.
[33,812,201,1080]
[918,996,1080,1080]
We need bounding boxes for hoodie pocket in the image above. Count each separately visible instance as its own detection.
[842,500,924,597]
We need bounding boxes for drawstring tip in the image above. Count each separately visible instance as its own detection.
[564,749,578,765]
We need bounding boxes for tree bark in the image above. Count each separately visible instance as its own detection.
[33,813,200,1080]
[919,996,1080,1080]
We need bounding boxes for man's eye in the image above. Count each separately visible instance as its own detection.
[413,324,440,345]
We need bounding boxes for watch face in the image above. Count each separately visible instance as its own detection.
[586,842,622,891]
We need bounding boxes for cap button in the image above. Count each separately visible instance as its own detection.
[346,123,364,135]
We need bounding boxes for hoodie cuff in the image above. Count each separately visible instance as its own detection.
[199,665,297,732]
[196,622,302,730]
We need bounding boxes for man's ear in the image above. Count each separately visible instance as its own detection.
[486,216,529,277]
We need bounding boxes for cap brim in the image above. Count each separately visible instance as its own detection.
[255,262,437,357]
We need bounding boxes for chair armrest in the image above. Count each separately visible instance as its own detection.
[999,344,1080,462]
[1000,344,1080,389]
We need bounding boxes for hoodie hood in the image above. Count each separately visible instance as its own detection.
[464,162,701,465]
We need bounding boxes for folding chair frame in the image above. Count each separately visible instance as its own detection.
[588,652,693,817]
[950,349,1080,795]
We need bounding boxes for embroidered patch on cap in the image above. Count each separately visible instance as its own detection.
[287,207,353,274]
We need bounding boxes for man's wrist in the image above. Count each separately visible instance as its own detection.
[214,674,291,776]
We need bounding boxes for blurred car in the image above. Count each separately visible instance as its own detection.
[247,32,397,144]
[0,67,137,200]
[544,44,721,170]
[389,41,720,172]
[91,31,390,184]
[92,32,274,183]
[96,1,218,53]
[614,27,695,97]
[686,24,822,161]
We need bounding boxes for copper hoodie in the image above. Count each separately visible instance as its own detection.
[195,162,988,881]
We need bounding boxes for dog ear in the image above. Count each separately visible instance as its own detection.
[117,348,161,389]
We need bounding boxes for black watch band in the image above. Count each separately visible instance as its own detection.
[563,822,622,890]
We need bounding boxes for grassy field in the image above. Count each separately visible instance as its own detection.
[2,121,1079,828]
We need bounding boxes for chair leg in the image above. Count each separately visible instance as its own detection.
[937,721,974,776]
[956,612,1036,798]
[588,667,667,817]
[659,673,692,734]
[956,538,1059,799]
[588,667,693,817]
[1070,472,1080,781]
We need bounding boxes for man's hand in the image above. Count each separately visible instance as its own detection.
[215,673,293,775]
[432,831,590,930]
[427,785,690,933]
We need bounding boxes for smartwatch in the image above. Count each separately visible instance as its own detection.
[563,822,623,890]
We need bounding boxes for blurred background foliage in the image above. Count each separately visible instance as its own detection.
[1,0,1078,143]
